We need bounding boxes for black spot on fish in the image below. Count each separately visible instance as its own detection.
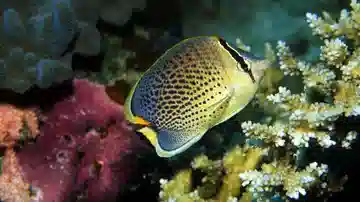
[179,79,186,83]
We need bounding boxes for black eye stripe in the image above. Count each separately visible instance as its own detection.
[218,37,255,82]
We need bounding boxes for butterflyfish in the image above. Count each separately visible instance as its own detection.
[124,36,270,157]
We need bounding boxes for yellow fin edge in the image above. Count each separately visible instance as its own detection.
[124,76,141,123]
[137,126,157,147]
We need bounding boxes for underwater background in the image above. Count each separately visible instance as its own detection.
[0,0,360,201]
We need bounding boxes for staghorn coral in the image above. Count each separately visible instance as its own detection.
[238,0,360,200]
[218,146,264,201]
[159,146,266,202]
[0,79,148,202]
[0,104,39,147]
[239,161,328,200]
[159,1,360,201]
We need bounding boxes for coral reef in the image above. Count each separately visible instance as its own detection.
[0,0,147,93]
[0,79,148,202]
[0,149,31,202]
[159,146,265,202]
[87,34,140,86]
[1,0,360,202]
[0,0,77,92]
[158,1,360,201]
[0,104,39,147]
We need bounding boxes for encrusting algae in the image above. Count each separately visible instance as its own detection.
[158,1,360,201]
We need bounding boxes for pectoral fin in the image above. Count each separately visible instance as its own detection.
[137,126,158,146]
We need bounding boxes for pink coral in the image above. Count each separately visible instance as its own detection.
[0,79,148,202]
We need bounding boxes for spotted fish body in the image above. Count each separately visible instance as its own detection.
[125,36,270,157]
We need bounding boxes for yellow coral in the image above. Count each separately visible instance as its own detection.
[159,169,193,201]
[218,146,264,202]
[333,81,359,116]
[350,67,360,78]
[159,146,265,202]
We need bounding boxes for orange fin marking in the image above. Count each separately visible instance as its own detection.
[134,116,151,126]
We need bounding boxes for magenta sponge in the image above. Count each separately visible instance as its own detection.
[0,79,148,202]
